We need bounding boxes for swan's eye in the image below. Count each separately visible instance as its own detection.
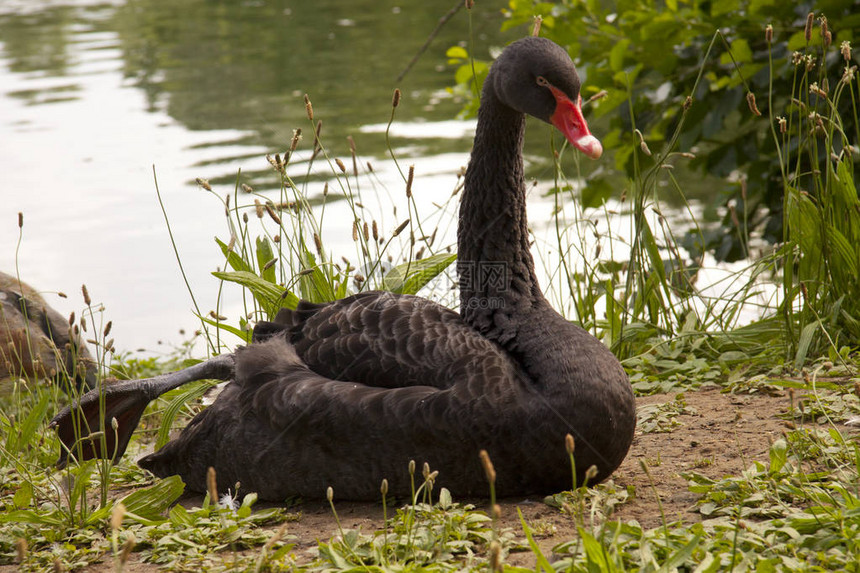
[536,76,549,87]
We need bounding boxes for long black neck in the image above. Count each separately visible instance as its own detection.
[458,83,545,346]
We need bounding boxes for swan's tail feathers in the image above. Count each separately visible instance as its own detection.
[251,318,289,342]
[252,300,328,342]
[50,353,236,468]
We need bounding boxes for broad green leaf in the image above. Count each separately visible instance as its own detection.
[828,228,857,279]
[579,526,619,572]
[241,492,257,509]
[609,39,630,72]
[84,504,112,526]
[120,475,186,523]
[720,38,752,65]
[581,177,614,208]
[7,393,49,454]
[439,487,452,509]
[454,64,475,86]
[381,253,456,295]
[199,316,252,343]
[749,0,776,15]
[835,158,857,201]
[640,222,666,284]
[592,89,629,118]
[545,184,572,196]
[0,508,64,526]
[335,278,349,299]
[155,380,215,450]
[718,350,749,365]
[216,237,252,273]
[13,482,33,508]
[787,29,814,51]
[70,460,98,508]
[657,532,702,571]
[256,237,277,284]
[794,321,819,369]
[769,438,788,474]
[640,14,679,43]
[213,270,299,315]
[169,504,195,528]
[298,249,340,302]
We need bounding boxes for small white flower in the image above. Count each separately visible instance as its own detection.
[219,489,239,511]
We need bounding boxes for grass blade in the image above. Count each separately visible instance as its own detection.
[155,380,216,450]
[517,507,555,573]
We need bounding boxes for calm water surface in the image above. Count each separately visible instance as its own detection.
[0,0,523,353]
[0,1,764,357]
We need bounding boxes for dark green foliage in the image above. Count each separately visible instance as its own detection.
[457,0,859,263]
[452,0,860,353]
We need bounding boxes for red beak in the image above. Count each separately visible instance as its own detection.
[547,86,602,159]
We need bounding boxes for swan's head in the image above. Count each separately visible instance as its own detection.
[490,36,602,159]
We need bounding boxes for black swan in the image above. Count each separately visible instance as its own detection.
[51,37,635,501]
[1,271,95,390]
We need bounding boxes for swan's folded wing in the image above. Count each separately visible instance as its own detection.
[255,292,518,391]
[232,336,533,498]
[140,335,533,499]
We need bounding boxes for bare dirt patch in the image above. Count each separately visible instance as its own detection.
[612,388,792,526]
[501,387,795,565]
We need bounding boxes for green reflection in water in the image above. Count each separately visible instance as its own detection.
[1,1,524,189]
[0,1,719,205]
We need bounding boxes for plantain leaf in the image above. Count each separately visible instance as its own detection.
[0,508,64,526]
[216,237,252,273]
[794,321,819,369]
[13,482,33,509]
[769,438,788,474]
[213,270,299,316]
[579,526,620,572]
[7,392,50,454]
[169,504,195,528]
[119,475,186,523]
[382,253,456,295]
[828,227,857,279]
[155,379,215,450]
[656,531,702,572]
[256,237,277,284]
[199,316,252,343]
[640,221,666,284]
[296,246,338,302]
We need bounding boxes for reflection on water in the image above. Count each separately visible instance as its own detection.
[0,0,764,358]
[0,0,517,352]
[1,0,517,183]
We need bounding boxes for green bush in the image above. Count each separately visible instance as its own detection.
[453,0,859,263]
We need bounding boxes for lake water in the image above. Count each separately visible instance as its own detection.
[0,0,769,358]
[0,0,524,353]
